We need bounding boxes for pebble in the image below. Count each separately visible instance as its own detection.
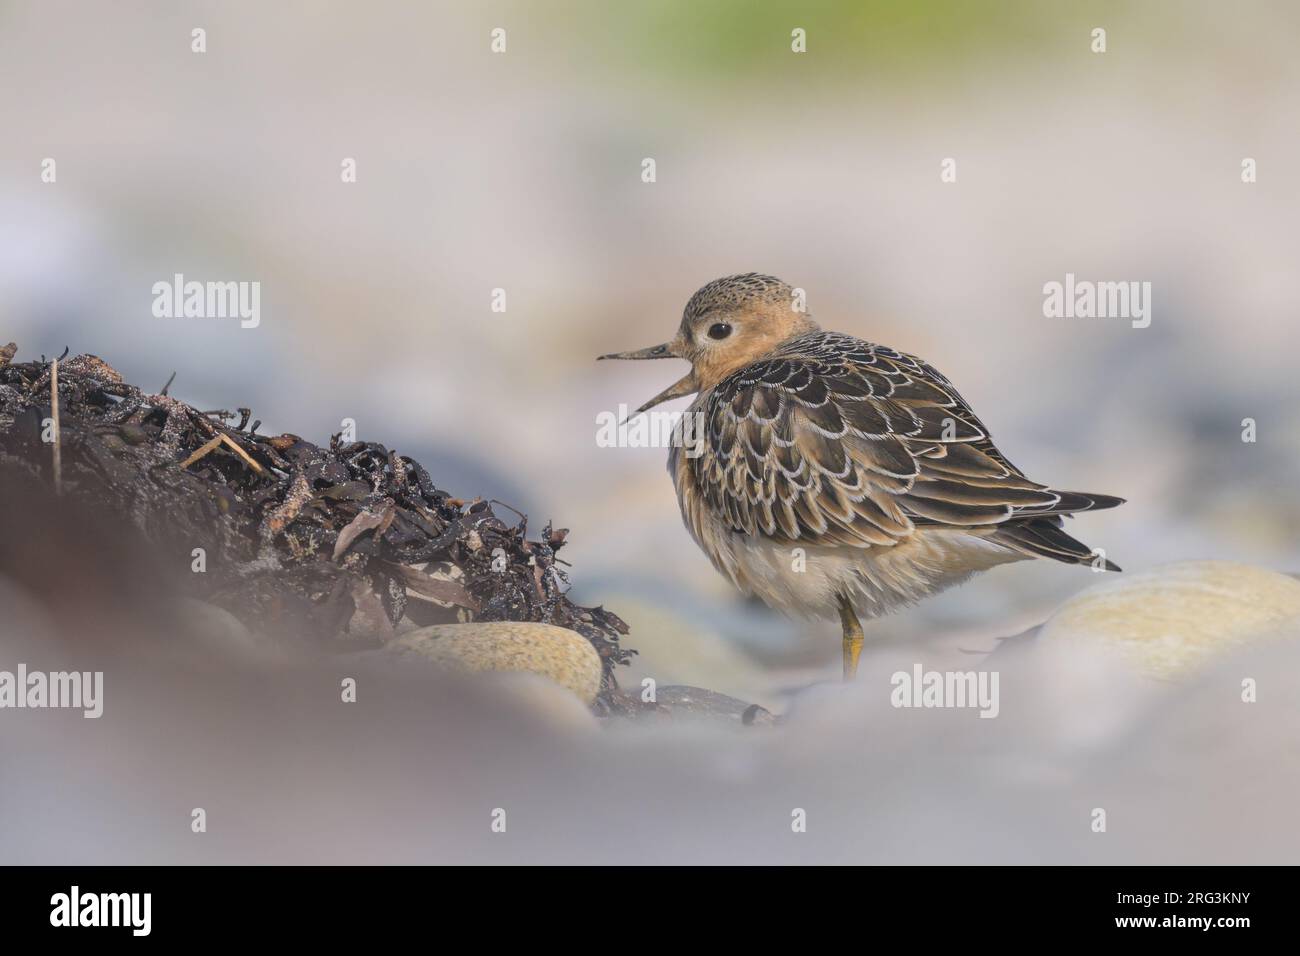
[1037,560,1300,679]
[388,621,603,703]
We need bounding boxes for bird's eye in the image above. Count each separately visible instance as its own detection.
[708,322,732,340]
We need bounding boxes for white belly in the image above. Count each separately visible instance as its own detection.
[687,506,1024,621]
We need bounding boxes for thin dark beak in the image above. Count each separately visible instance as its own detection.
[597,342,677,361]
[628,371,698,418]
[597,339,696,420]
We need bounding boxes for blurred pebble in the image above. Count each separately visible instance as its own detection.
[475,671,601,735]
[1038,560,1300,679]
[168,597,277,662]
[174,597,251,639]
[646,684,775,726]
[388,622,603,703]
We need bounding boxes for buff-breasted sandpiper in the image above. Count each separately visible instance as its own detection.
[599,273,1124,679]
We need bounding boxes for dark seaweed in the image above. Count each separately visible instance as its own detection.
[0,345,635,698]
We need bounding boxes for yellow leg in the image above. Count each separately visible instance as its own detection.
[838,595,864,680]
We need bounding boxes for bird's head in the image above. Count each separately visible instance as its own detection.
[598,273,820,414]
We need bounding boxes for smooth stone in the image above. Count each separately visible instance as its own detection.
[388,622,603,703]
[654,684,775,726]
[166,598,285,663]
[1038,560,1300,679]
[477,672,601,735]
[0,574,60,655]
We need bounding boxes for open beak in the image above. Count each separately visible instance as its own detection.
[597,342,677,362]
[597,340,698,417]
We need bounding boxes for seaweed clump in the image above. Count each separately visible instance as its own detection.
[0,344,635,702]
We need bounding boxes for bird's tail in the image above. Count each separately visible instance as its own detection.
[992,491,1125,571]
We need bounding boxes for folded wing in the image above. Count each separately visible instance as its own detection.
[683,333,1123,563]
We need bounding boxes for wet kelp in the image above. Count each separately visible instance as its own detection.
[0,345,634,700]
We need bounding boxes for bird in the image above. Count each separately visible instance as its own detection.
[598,273,1125,679]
